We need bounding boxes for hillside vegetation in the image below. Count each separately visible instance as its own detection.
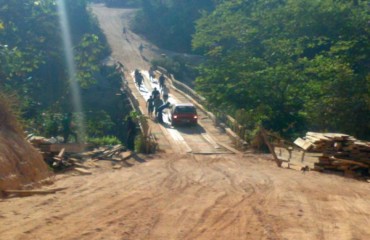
[131,0,215,52]
[133,0,370,140]
[0,0,129,142]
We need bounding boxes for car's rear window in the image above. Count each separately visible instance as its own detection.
[174,106,196,114]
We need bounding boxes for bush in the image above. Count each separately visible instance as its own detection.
[87,135,121,146]
[85,110,115,137]
[151,55,199,82]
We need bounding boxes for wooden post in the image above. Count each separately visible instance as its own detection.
[260,127,282,167]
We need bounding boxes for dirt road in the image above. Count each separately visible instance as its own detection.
[1,154,370,240]
[1,4,369,240]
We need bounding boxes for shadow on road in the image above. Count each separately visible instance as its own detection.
[174,124,206,134]
[132,154,147,163]
[158,119,205,135]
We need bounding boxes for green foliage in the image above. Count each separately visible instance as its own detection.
[193,0,370,139]
[134,133,144,153]
[132,0,215,52]
[0,0,112,129]
[129,110,141,119]
[42,112,63,137]
[151,55,199,82]
[85,110,115,137]
[75,34,106,88]
[0,0,127,146]
[87,135,121,146]
[125,111,146,153]
[0,0,59,94]
[152,56,181,76]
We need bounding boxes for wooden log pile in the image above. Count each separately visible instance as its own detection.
[293,132,370,178]
[28,136,132,173]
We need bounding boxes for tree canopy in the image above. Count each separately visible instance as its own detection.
[0,0,110,116]
[132,0,215,52]
[193,0,370,139]
[0,0,126,140]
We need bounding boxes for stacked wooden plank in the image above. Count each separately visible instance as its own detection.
[78,144,132,161]
[293,132,370,177]
[274,146,323,170]
[52,145,133,173]
[29,136,133,173]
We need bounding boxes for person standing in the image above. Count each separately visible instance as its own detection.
[62,112,77,143]
[161,86,169,102]
[159,74,165,89]
[146,95,155,118]
[139,43,144,52]
[134,69,140,79]
[46,114,59,138]
[153,95,164,117]
[149,66,155,81]
[151,87,160,99]
[134,70,143,89]
[156,102,171,124]
[126,116,136,151]
[137,74,143,89]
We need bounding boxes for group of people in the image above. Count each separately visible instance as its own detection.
[148,67,165,88]
[134,67,170,123]
[146,73,171,123]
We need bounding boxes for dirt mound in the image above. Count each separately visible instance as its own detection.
[0,129,52,193]
[0,97,51,195]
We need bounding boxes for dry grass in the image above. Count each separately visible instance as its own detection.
[0,92,23,135]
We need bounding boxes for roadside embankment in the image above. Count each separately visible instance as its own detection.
[0,99,51,196]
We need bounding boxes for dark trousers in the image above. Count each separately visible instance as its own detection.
[127,133,135,150]
[157,111,163,123]
[63,130,77,143]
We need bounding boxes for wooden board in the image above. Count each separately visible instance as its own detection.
[294,137,313,150]
[57,148,65,158]
[49,144,90,153]
[323,133,350,140]
[306,132,331,141]
[274,147,291,162]
[74,167,92,175]
[120,151,133,160]
[330,157,369,167]
[274,146,321,169]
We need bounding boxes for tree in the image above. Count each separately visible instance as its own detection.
[132,0,215,52]
[0,0,61,116]
[193,0,370,139]
[0,0,113,129]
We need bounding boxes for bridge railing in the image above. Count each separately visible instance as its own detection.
[118,64,157,153]
[156,66,248,150]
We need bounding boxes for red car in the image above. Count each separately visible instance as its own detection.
[169,103,198,126]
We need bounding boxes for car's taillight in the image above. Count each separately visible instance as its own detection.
[193,115,198,119]
[173,115,178,119]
